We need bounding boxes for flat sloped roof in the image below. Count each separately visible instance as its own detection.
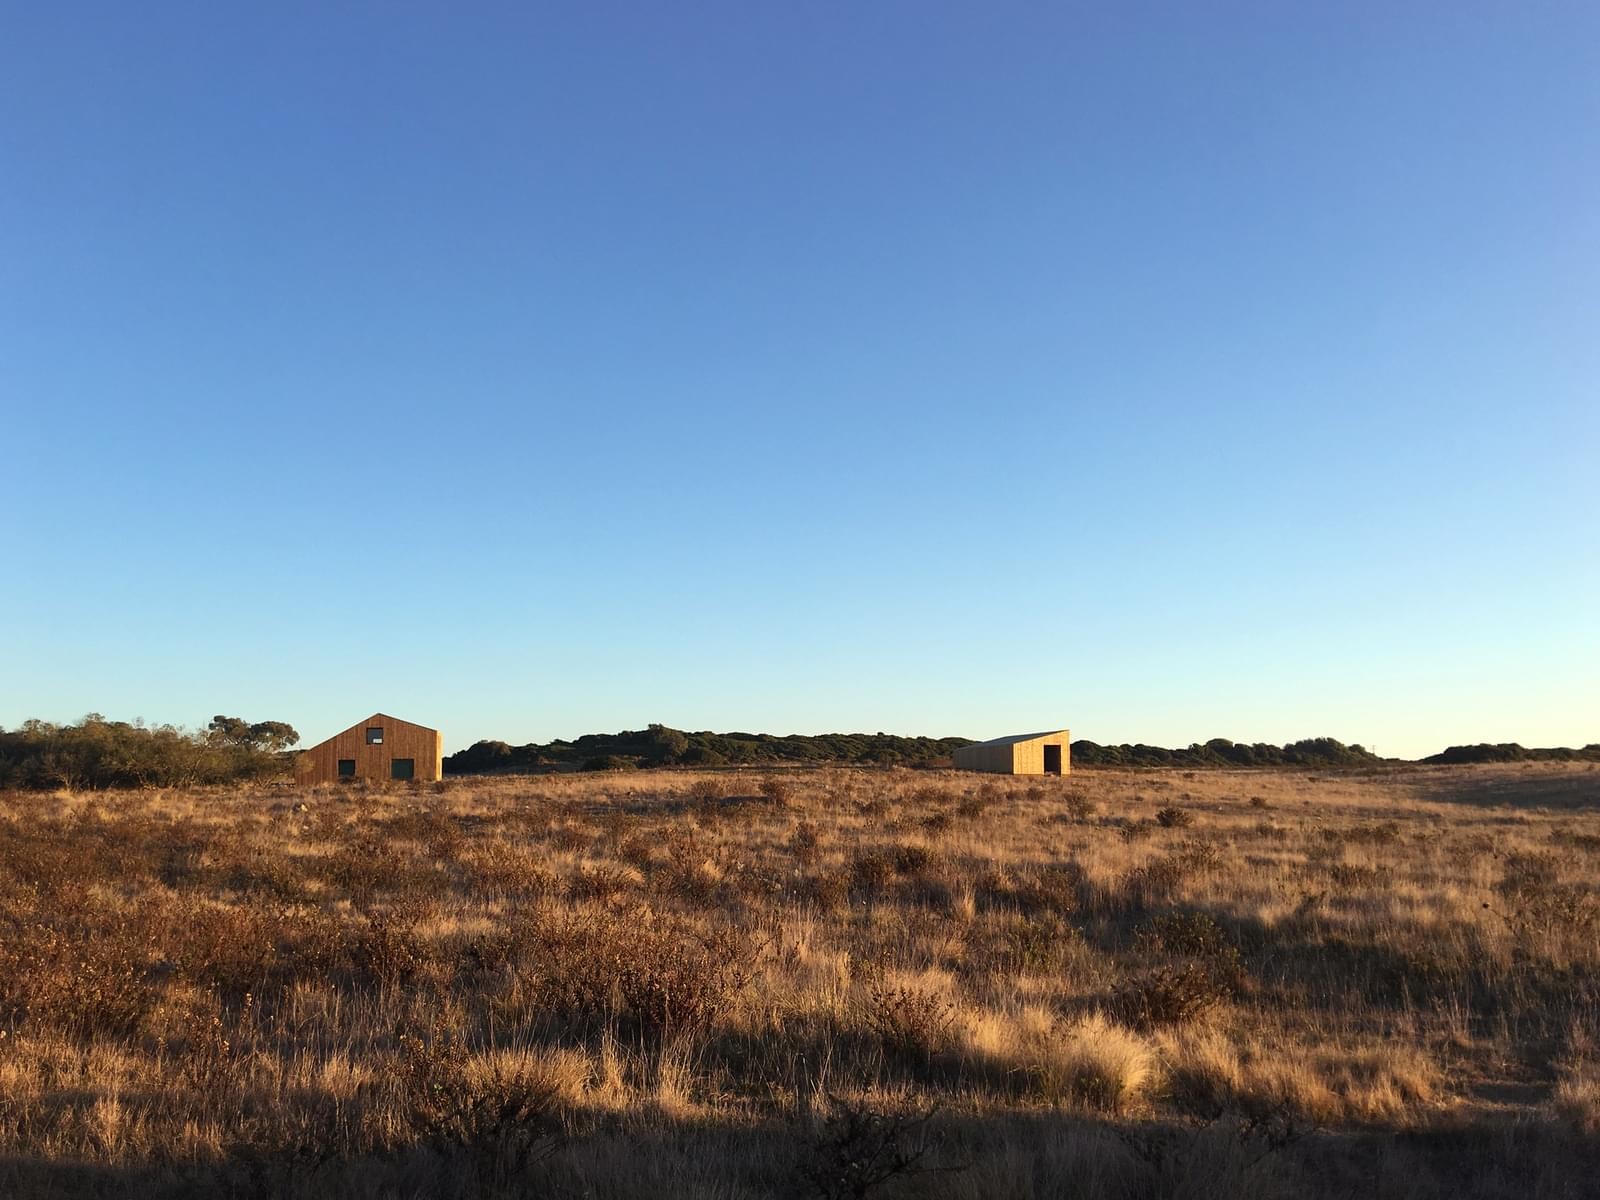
[964,729,1070,748]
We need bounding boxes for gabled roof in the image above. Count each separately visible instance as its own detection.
[303,712,440,751]
[964,729,1070,748]
[359,712,437,733]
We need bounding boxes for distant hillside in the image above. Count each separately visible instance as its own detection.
[443,726,1387,774]
[1421,743,1600,765]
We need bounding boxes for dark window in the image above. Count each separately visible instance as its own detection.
[391,758,415,781]
[337,759,356,777]
[366,727,384,745]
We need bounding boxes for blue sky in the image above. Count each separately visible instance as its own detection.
[3,2,1596,758]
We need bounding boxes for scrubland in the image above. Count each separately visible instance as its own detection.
[1,763,1598,1198]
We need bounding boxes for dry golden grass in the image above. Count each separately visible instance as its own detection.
[0,761,1598,1197]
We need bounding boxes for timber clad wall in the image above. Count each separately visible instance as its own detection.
[295,713,443,784]
[953,729,1071,776]
[955,740,1020,773]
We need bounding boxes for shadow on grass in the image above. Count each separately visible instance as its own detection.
[1401,765,1600,812]
[0,1106,1594,1200]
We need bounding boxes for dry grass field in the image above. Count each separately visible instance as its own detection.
[1,763,1598,1198]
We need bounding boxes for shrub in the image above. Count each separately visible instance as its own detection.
[799,870,850,912]
[1012,864,1082,916]
[1553,1057,1600,1134]
[547,824,593,852]
[0,913,160,1038]
[1155,806,1194,829]
[0,714,295,789]
[990,913,1082,974]
[565,865,633,903]
[1325,821,1402,846]
[581,755,637,772]
[1493,852,1598,941]
[321,836,410,903]
[956,793,992,820]
[351,912,425,986]
[616,833,657,870]
[1327,862,1380,890]
[530,909,762,1039]
[655,855,721,908]
[803,1098,946,1200]
[163,897,280,997]
[396,1026,571,1171]
[857,795,892,821]
[725,859,785,901]
[759,776,794,807]
[892,843,935,875]
[863,984,960,1059]
[170,992,238,1094]
[386,806,462,855]
[1063,792,1097,822]
[1133,911,1243,988]
[1113,963,1226,1029]
[1028,1014,1156,1113]
[470,844,555,899]
[849,849,896,898]
[1174,838,1223,872]
[1120,819,1158,843]
[1122,855,1188,909]
[789,820,823,867]
[687,777,725,805]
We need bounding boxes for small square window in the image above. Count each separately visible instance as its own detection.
[391,758,415,781]
[337,759,356,777]
[366,727,384,745]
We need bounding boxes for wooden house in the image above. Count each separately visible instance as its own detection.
[295,713,443,784]
[953,729,1071,775]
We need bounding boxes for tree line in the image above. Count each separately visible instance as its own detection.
[444,726,1397,774]
[1068,736,1384,769]
[7,715,1593,788]
[444,724,974,773]
[1421,742,1600,765]
[0,715,299,790]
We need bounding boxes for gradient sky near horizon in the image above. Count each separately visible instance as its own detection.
[3,2,1597,759]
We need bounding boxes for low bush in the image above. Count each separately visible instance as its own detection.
[863,984,960,1060]
[892,843,935,875]
[987,913,1082,974]
[1113,963,1226,1029]
[1029,1014,1157,1113]
[1120,819,1158,843]
[687,777,725,806]
[759,776,795,807]
[849,849,896,898]
[395,1026,574,1173]
[789,820,823,866]
[529,908,763,1039]
[1133,911,1242,988]
[1063,792,1098,822]
[803,1098,947,1200]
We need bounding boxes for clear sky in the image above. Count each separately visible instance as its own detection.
[3,2,1596,759]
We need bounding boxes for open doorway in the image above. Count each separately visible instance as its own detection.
[1043,745,1062,775]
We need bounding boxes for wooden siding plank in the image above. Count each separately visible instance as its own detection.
[295,713,443,784]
